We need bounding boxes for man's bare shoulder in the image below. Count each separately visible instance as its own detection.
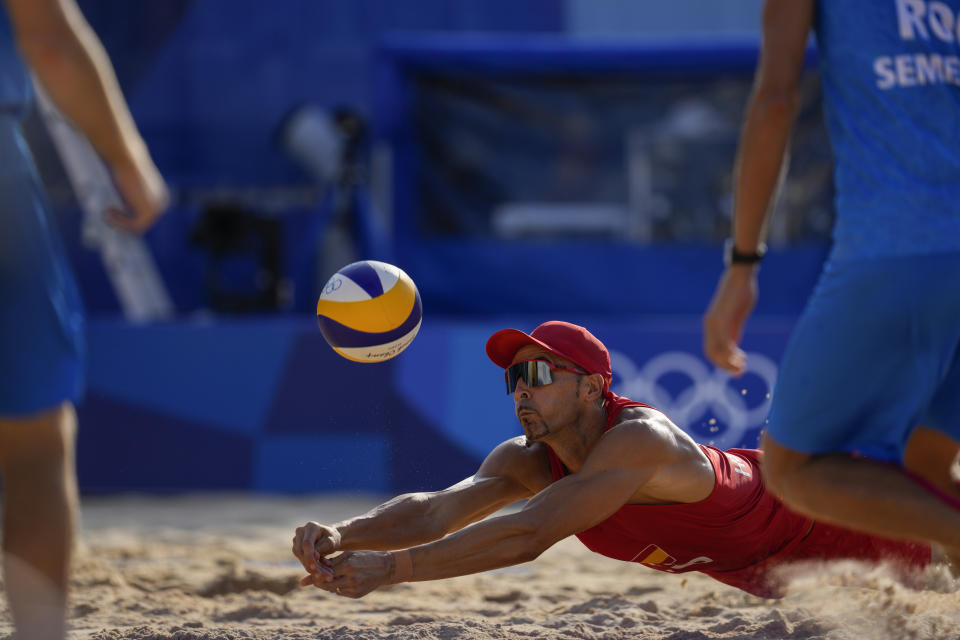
[610,406,687,445]
[612,404,670,427]
[601,405,708,469]
[478,436,553,493]
[597,405,714,503]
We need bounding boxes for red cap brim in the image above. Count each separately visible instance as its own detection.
[486,328,579,369]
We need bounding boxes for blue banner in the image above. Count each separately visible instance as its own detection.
[77,315,793,493]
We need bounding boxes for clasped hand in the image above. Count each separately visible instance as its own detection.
[292,521,391,598]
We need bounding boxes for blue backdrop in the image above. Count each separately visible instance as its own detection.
[77,315,795,494]
[46,5,831,494]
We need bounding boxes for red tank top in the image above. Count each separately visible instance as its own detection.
[546,394,813,575]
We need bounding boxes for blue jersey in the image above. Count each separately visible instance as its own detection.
[0,8,30,114]
[815,0,960,260]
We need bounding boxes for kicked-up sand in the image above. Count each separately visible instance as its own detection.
[1,493,959,640]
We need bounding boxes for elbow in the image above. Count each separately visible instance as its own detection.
[411,493,455,540]
[499,538,545,566]
[17,35,72,78]
[515,524,559,564]
[513,538,546,565]
[750,85,801,123]
[487,516,555,565]
[16,13,94,80]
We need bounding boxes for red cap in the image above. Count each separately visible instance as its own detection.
[486,321,612,384]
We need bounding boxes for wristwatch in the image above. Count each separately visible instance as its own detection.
[724,239,767,266]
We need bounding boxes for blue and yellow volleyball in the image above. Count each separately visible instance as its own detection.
[316,260,422,362]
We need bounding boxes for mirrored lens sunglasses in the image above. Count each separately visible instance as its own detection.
[504,359,587,394]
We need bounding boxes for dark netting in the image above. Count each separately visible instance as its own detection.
[411,71,833,245]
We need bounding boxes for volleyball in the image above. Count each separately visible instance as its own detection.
[316,260,422,362]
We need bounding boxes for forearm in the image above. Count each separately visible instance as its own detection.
[730,86,799,251]
[398,513,545,582]
[313,514,545,598]
[18,9,148,171]
[321,466,639,596]
[335,492,450,551]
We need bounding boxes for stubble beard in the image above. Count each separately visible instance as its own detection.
[523,421,551,448]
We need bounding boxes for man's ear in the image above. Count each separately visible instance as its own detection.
[582,373,605,402]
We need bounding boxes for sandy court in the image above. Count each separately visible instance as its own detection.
[1,493,959,640]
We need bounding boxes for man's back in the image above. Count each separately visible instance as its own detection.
[548,441,811,576]
[815,0,960,260]
[545,394,930,598]
[545,396,812,576]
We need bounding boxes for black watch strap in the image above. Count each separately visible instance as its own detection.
[724,239,767,266]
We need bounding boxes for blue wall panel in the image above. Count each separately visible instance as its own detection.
[75,315,791,493]
[77,393,255,491]
[87,319,297,435]
[254,434,390,492]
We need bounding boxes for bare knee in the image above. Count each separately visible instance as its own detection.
[0,403,76,471]
[903,426,960,498]
[760,431,811,501]
[0,403,78,589]
[0,403,78,546]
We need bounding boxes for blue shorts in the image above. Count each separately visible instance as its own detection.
[766,251,960,462]
[0,113,85,415]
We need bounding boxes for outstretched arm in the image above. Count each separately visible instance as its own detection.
[703,0,813,374]
[311,424,673,598]
[4,0,168,233]
[292,438,540,576]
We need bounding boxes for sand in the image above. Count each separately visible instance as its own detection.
[1,493,959,640]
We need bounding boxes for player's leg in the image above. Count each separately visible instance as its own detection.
[761,252,960,553]
[903,426,960,499]
[0,403,79,640]
[0,121,86,640]
[901,426,960,571]
[912,331,960,570]
[762,433,960,551]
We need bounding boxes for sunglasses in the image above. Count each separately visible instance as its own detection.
[504,359,587,394]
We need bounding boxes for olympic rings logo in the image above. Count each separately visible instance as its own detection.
[324,277,342,296]
[608,349,778,449]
